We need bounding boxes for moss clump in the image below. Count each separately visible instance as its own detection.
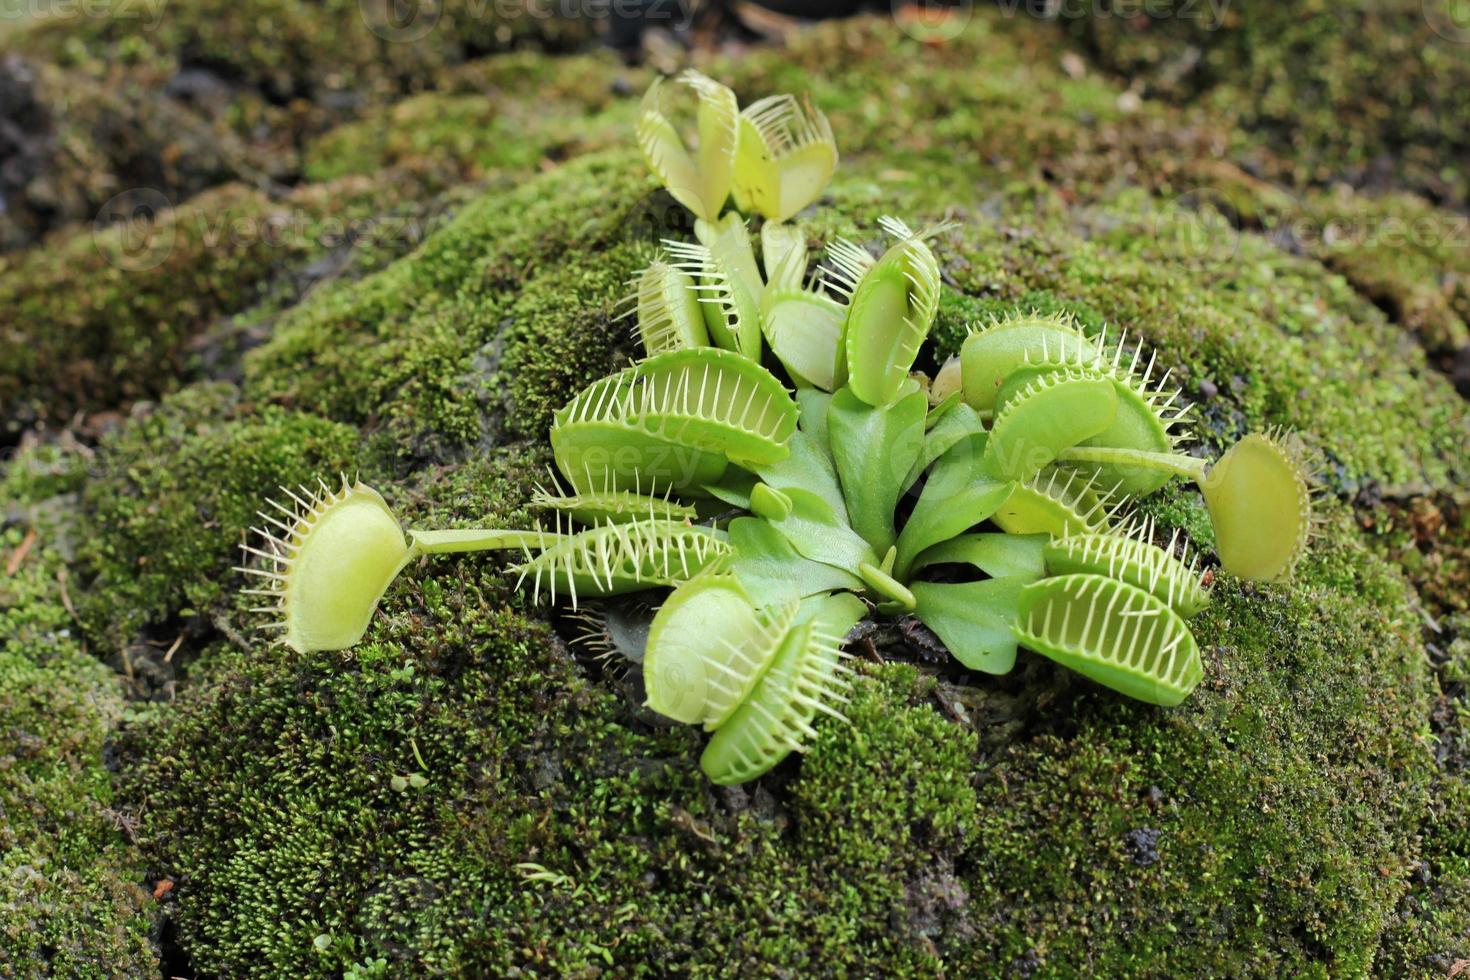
[4,11,1464,975]
[1298,191,1470,366]
[124,493,1443,974]
[302,77,634,186]
[1,0,600,247]
[952,518,1435,974]
[125,554,985,976]
[0,527,155,976]
[74,383,364,648]
[0,172,441,433]
[246,154,664,452]
[1066,0,1470,206]
[931,188,1468,492]
[245,19,1468,485]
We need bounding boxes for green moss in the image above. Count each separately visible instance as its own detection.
[75,383,365,647]
[933,187,1468,492]
[18,0,597,97]
[1066,0,1470,206]
[1297,190,1470,360]
[1,0,600,244]
[0,172,441,432]
[950,514,1435,974]
[0,527,155,976]
[5,10,1465,976]
[303,84,634,185]
[246,153,660,451]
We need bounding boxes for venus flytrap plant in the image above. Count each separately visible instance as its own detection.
[1013,574,1204,707]
[663,229,764,358]
[755,236,873,392]
[239,478,418,653]
[623,257,709,355]
[730,93,838,224]
[238,72,1320,784]
[636,70,738,224]
[549,346,798,495]
[839,217,944,406]
[990,466,1124,538]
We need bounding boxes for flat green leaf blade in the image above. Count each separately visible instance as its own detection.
[729,517,865,606]
[909,532,1048,581]
[752,428,846,520]
[911,578,1028,674]
[827,382,927,555]
[761,487,877,574]
[904,401,985,491]
[895,434,1013,578]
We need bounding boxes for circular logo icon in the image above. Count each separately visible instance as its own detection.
[892,0,974,44]
[92,188,174,272]
[360,0,442,43]
[1424,0,1470,43]
[1152,186,1243,265]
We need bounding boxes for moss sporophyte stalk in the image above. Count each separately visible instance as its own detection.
[238,69,1316,785]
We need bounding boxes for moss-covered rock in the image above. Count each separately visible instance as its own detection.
[0,169,456,433]
[1065,0,1470,207]
[0,517,155,976]
[3,9,1468,976]
[1,0,601,248]
[72,383,367,651]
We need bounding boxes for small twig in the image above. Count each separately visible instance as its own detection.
[55,568,78,620]
[5,527,36,575]
[163,634,185,663]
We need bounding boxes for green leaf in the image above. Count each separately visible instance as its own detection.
[909,532,1047,581]
[761,287,847,391]
[701,468,757,509]
[752,389,846,518]
[895,433,1013,579]
[903,400,985,491]
[827,382,927,555]
[752,428,846,520]
[911,578,1029,674]
[729,517,865,606]
[760,486,878,574]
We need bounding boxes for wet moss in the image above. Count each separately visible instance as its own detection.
[74,383,365,649]
[4,10,1466,975]
[245,153,664,451]
[951,515,1436,974]
[0,171,441,433]
[1067,0,1470,206]
[1,0,601,246]
[0,525,155,976]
